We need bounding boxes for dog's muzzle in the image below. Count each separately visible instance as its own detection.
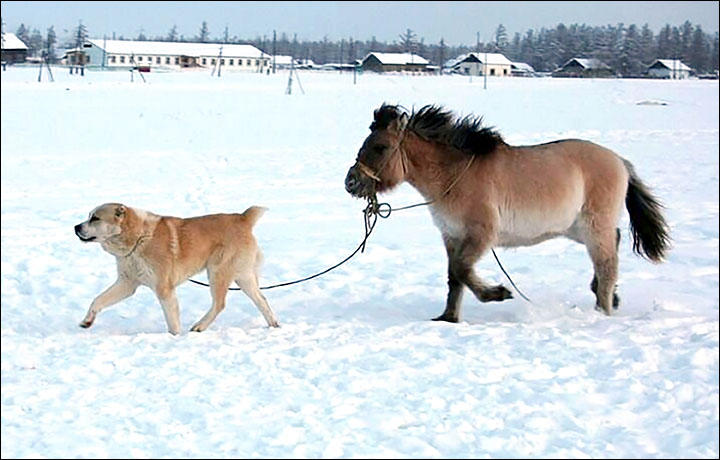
[74,224,95,242]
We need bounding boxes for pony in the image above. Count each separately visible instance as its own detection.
[344,104,670,321]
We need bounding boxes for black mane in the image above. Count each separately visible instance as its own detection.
[372,104,504,156]
[408,105,505,156]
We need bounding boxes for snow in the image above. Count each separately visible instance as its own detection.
[2,67,718,458]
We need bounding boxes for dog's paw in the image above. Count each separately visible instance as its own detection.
[189,323,205,332]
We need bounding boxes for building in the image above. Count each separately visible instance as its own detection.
[554,58,613,78]
[1,33,29,64]
[271,55,296,70]
[511,61,535,77]
[446,52,513,77]
[360,52,429,73]
[647,59,692,79]
[76,39,270,71]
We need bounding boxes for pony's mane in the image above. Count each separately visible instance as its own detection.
[372,104,505,156]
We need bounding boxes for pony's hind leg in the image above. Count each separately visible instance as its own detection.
[590,228,620,309]
[434,235,513,323]
[587,228,619,315]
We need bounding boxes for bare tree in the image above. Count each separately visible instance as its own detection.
[399,28,417,54]
[198,21,209,43]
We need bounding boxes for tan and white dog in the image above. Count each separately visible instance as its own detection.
[74,203,279,334]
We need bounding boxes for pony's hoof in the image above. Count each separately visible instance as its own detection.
[594,304,613,316]
[613,293,620,309]
[432,314,459,323]
[480,285,513,302]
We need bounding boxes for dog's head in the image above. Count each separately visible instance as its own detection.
[74,203,127,243]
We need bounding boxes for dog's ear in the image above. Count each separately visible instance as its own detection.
[115,205,126,218]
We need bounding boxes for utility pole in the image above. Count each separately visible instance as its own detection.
[272,30,276,74]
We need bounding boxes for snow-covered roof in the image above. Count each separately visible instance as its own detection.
[511,62,535,72]
[2,33,28,50]
[87,39,268,58]
[650,59,692,71]
[446,52,513,68]
[562,58,610,70]
[364,52,429,65]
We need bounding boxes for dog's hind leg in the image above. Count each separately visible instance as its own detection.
[155,285,182,335]
[235,275,279,328]
[190,269,233,332]
[80,277,138,328]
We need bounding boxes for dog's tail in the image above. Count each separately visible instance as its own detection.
[243,206,267,227]
[623,159,671,262]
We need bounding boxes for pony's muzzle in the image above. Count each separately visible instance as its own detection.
[345,165,362,196]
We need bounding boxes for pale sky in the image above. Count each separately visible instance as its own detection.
[2,1,718,46]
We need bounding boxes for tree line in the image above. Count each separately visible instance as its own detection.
[9,19,720,75]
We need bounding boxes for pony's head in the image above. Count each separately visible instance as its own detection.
[345,104,409,198]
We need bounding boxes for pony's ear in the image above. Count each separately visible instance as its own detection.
[391,112,409,132]
[371,104,401,131]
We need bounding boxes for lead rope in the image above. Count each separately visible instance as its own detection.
[188,196,383,291]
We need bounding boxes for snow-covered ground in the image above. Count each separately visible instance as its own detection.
[1,66,718,458]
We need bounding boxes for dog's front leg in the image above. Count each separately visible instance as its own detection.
[155,286,182,335]
[80,278,138,328]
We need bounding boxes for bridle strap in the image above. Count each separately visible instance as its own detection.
[355,161,382,182]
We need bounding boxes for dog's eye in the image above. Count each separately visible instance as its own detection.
[90,216,99,222]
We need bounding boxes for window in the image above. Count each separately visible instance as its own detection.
[202,58,207,65]
[156,57,161,63]
[110,56,116,63]
[246,59,251,66]
[166,57,170,64]
[211,58,216,65]
[490,68,495,75]
[220,59,224,65]
[138,56,143,62]
[175,57,179,64]
[255,60,259,66]
[120,56,125,63]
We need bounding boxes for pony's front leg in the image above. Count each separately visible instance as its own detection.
[433,236,513,323]
[433,264,465,323]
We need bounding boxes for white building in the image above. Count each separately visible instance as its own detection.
[76,39,270,71]
[647,59,692,79]
[446,52,513,77]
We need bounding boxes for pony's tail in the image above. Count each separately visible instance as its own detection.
[242,206,267,227]
[623,160,670,262]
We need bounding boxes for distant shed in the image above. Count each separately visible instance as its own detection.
[647,59,692,79]
[360,52,430,73]
[1,33,29,64]
[554,58,614,78]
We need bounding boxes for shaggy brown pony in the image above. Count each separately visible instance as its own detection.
[345,104,670,321]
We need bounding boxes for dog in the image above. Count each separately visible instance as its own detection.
[74,203,279,334]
